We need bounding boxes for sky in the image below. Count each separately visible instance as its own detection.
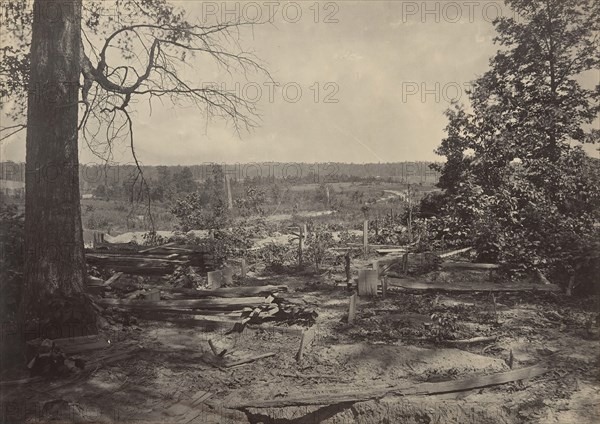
[1,0,598,165]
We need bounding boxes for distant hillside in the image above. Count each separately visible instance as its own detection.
[1,161,440,190]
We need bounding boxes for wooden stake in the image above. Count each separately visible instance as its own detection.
[348,293,357,324]
[363,220,369,254]
[240,259,247,278]
[296,326,316,363]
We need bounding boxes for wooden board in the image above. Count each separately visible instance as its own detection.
[387,278,561,292]
[439,247,473,258]
[207,270,223,289]
[166,285,287,298]
[358,269,378,297]
[440,261,499,270]
[97,296,272,311]
[230,365,548,409]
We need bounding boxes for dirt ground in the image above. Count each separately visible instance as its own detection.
[3,273,599,424]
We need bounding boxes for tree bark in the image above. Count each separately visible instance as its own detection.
[23,0,84,320]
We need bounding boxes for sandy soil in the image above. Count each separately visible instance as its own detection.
[3,273,599,424]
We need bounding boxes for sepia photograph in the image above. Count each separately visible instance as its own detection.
[0,0,599,422]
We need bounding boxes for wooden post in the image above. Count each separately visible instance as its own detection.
[363,220,369,254]
[207,270,223,289]
[298,225,304,267]
[225,175,233,210]
[381,276,388,299]
[296,326,316,363]
[240,259,247,278]
[358,269,378,297]
[348,293,357,324]
[344,252,351,282]
[372,260,380,276]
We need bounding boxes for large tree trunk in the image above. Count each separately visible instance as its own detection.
[22,0,84,322]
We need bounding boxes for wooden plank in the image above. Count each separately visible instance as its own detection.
[296,326,316,363]
[347,294,357,324]
[96,297,272,311]
[439,247,473,259]
[408,365,548,395]
[224,352,276,368]
[358,269,378,297]
[138,242,176,254]
[103,272,124,287]
[207,271,223,289]
[446,336,497,345]
[440,261,499,270]
[376,248,408,254]
[166,285,287,298]
[387,278,560,292]
[230,365,548,409]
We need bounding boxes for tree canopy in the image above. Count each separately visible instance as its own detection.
[430,0,599,281]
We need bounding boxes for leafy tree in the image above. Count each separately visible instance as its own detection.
[430,0,599,280]
[171,165,230,231]
[172,167,196,194]
[0,1,269,337]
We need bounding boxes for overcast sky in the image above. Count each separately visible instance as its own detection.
[1,1,598,165]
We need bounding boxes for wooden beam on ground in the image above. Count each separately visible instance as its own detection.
[376,248,408,254]
[138,242,176,254]
[229,365,548,409]
[96,296,272,311]
[439,247,473,259]
[440,261,500,271]
[165,285,287,298]
[446,336,497,345]
[387,278,560,292]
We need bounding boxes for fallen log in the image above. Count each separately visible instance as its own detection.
[230,365,548,409]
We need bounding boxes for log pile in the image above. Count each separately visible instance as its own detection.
[85,242,216,275]
[95,284,314,326]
